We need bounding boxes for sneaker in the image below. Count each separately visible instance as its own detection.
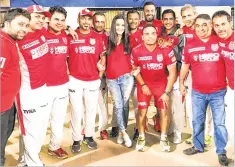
[100,130,108,140]
[71,141,82,153]
[160,136,170,152]
[110,127,119,137]
[123,134,132,148]
[185,136,193,144]
[136,136,145,151]
[204,135,213,147]
[218,154,229,166]
[48,148,68,159]
[133,128,139,141]
[153,114,161,132]
[117,133,124,144]
[183,146,203,155]
[83,137,97,149]
[173,131,182,144]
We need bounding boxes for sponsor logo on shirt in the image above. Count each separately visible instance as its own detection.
[188,47,205,53]
[184,34,193,38]
[23,109,36,114]
[50,48,54,54]
[0,57,6,68]
[193,55,198,61]
[198,53,220,62]
[144,63,163,70]
[62,37,67,44]
[41,35,46,42]
[30,43,48,59]
[54,46,67,54]
[229,41,234,50]
[138,102,147,106]
[47,39,59,44]
[22,40,40,50]
[219,42,226,47]
[70,39,85,44]
[157,54,163,62]
[138,56,152,61]
[90,38,96,45]
[79,46,95,54]
[221,50,234,60]
[211,44,219,51]
[69,89,75,93]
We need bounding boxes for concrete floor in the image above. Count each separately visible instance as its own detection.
[5,103,234,166]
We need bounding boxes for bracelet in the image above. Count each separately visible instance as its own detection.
[141,83,146,87]
[164,91,171,96]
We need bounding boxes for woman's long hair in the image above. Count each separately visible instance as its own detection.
[106,14,131,56]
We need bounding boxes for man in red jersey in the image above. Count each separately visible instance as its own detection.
[0,8,30,166]
[131,24,177,152]
[138,2,162,37]
[180,14,228,166]
[92,12,109,140]
[45,6,70,159]
[212,10,234,166]
[68,9,106,153]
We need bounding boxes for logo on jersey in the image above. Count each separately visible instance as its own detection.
[0,57,6,68]
[23,109,36,114]
[222,50,234,60]
[168,50,174,57]
[90,38,96,45]
[41,35,46,42]
[188,47,205,53]
[22,40,40,50]
[75,47,78,53]
[50,48,54,54]
[193,55,198,61]
[157,54,163,62]
[229,41,234,50]
[30,43,48,59]
[47,39,59,44]
[146,63,163,70]
[219,42,226,47]
[62,37,67,44]
[138,56,152,61]
[79,46,95,54]
[55,46,67,54]
[71,39,85,44]
[211,44,219,51]
[199,53,220,62]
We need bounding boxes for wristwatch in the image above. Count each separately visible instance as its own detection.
[164,91,171,96]
[66,25,70,31]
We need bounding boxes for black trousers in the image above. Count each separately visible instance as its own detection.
[0,105,16,166]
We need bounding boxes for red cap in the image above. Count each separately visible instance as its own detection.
[26,5,51,18]
[78,8,93,17]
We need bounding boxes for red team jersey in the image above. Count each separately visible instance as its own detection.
[219,31,234,90]
[45,31,69,86]
[68,29,105,81]
[17,28,49,90]
[0,30,21,112]
[131,43,176,86]
[182,35,226,93]
[130,29,142,49]
[106,43,132,79]
[139,19,163,37]
[182,25,195,44]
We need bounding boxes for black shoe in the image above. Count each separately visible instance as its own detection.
[110,127,119,137]
[83,137,97,149]
[218,154,229,166]
[71,141,81,153]
[133,128,139,141]
[183,146,203,155]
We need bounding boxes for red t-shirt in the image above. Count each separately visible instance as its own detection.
[182,35,226,93]
[106,43,132,79]
[131,43,176,86]
[17,28,49,90]
[45,31,69,86]
[130,29,142,49]
[182,25,195,44]
[68,29,105,81]
[219,31,234,90]
[138,19,162,37]
[0,30,21,112]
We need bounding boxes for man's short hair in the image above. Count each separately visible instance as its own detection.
[127,10,140,18]
[143,1,156,9]
[142,24,157,32]
[49,5,67,18]
[212,10,231,22]
[93,12,105,18]
[3,8,30,27]
[181,4,197,15]
[162,9,176,19]
[195,14,211,21]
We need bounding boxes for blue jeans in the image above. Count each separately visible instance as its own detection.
[192,89,228,154]
[107,73,134,131]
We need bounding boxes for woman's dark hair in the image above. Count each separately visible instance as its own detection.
[106,14,131,56]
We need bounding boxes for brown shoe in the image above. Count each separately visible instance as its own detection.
[48,148,68,159]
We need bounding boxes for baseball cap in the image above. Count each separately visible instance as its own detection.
[78,8,93,17]
[26,5,51,18]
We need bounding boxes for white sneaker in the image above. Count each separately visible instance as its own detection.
[160,136,170,152]
[173,131,182,144]
[123,134,132,148]
[117,133,124,144]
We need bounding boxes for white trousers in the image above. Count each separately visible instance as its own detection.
[225,87,234,149]
[16,85,50,166]
[69,76,100,141]
[48,83,69,151]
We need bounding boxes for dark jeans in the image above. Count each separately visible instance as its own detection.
[0,105,16,165]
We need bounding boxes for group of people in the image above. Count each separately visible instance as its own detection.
[0,1,234,166]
